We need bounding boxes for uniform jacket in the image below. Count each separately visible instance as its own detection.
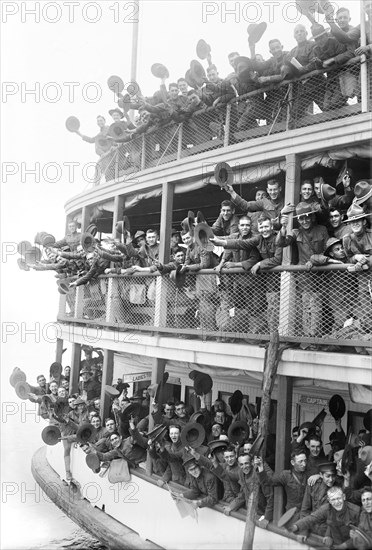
[182,468,218,508]
[212,214,240,237]
[280,225,329,264]
[231,193,284,229]
[229,466,274,520]
[224,233,283,270]
[343,229,372,266]
[271,469,308,511]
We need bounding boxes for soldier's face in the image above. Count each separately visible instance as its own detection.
[169,86,179,100]
[224,451,236,467]
[146,232,157,246]
[37,376,46,387]
[105,420,116,433]
[308,440,321,457]
[91,416,101,429]
[178,81,188,94]
[258,220,273,239]
[294,25,307,44]
[239,219,251,237]
[362,491,372,513]
[350,220,365,235]
[68,222,77,233]
[188,464,201,478]
[269,41,283,58]
[298,213,313,230]
[207,69,219,83]
[330,243,346,261]
[174,251,185,264]
[175,404,186,418]
[169,428,180,443]
[50,383,58,394]
[329,211,342,228]
[110,434,122,448]
[112,112,122,122]
[212,424,222,438]
[97,116,106,128]
[267,183,280,201]
[238,455,252,475]
[255,190,267,200]
[182,233,192,246]
[164,405,174,418]
[328,489,345,511]
[215,412,225,424]
[291,453,307,472]
[321,471,336,487]
[314,181,322,197]
[336,11,351,29]
[301,183,313,201]
[221,206,233,221]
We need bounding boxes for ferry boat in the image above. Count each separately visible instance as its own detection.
[27,2,372,549]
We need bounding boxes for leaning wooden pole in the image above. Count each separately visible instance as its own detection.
[242,331,281,550]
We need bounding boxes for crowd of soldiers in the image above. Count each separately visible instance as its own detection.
[23,353,372,549]
[20,173,372,350]
[71,3,372,181]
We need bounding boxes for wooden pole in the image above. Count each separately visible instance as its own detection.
[242,331,281,550]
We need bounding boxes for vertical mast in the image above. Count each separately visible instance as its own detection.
[130,0,140,83]
[360,0,368,112]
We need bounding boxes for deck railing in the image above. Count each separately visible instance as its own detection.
[94,57,370,185]
[57,265,372,350]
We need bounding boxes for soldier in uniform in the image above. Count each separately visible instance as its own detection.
[178,457,219,509]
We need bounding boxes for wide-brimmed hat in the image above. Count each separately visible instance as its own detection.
[196,39,211,60]
[116,216,130,235]
[65,116,80,133]
[40,234,56,247]
[9,367,27,388]
[353,180,372,205]
[329,394,346,419]
[189,370,213,395]
[107,75,124,94]
[76,423,97,444]
[311,23,329,39]
[57,280,71,295]
[133,230,145,242]
[50,362,62,380]
[247,22,267,44]
[104,385,121,397]
[85,223,98,237]
[189,411,207,426]
[229,390,243,415]
[147,424,167,442]
[74,397,86,406]
[34,232,48,245]
[169,266,187,291]
[108,121,128,141]
[183,456,198,469]
[147,372,169,403]
[190,60,207,87]
[349,526,372,548]
[181,210,196,237]
[277,507,297,528]
[17,240,33,255]
[344,204,371,223]
[214,162,233,189]
[24,247,42,264]
[86,452,101,471]
[121,403,142,420]
[320,183,336,203]
[364,409,372,431]
[80,366,92,375]
[324,237,343,257]
[333,449,344,463]
[184,69,198,90]
[194,221,214,252]
[233,56,251,72]
[151,63,169,79]
[294,203,318,218]
[312,408,327,428]
[41,425,61,446]
[180,422,206,449]
[108,108,124,119]
[228,421,249,445]
[208,439,228,454]
[15,380,31,400]
[359,446,372,465]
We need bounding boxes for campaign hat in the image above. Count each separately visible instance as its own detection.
[359,446,372,465]
[41,425,61,446]
[344,204,371,223]
[104,385,121,398]
[9,367,27,388]
[183,456,198,469]
[329,394,346,419]
[229,390,243,415]
[333,449,344,463]
[196,39,211,60]
[320,183,336,202]
[294,203,319,218]
[34,232,48,245]
[353,180,372,205]
[65,116,80,133]
[312,408,327,427]
[190,60,207,87]
[107,75,124,94]
[50,362,63,381]
[17,240,33,255]
[108,107,124,119]
[133,230,145,242]
[116,216,130,235]
[311,23,329,39]
[214,162,233,189]
[194,221,214,252]
[57,281,71,295]
[228,421,249,445]
[146,424,167,442]
[151,63,169,79]
[85,223,98,237]
[189,411,207,426]
[184,69,198,90]
[318,462,337,474]
[86,452,101,471]
[349,526,372,548]
[363,409,372,431]
[74,397,86,406]
[233,56,252,72]
[108,121,128,141]
[180,422,206,449]
[121,403,142,420]
[40,234,56,247]
[208,439,228,454]
[80,365,92,375]
[189,370,213,395]
[24,247,42,264]
[76,423,97,444]
[15,381,31,400]
[324,238,343,257]
[249,433,265,458]
[277,507,297,528]
[147,372,169,403]
[247,22,267,44]
[181,210,196,237]
[81,232,96,253]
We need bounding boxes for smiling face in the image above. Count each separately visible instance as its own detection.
[329,243,346,261]
[224,450,236,467]
[91,416,101,429]
[169,427,180,443]
[146,231,157,246]
[308,438,321,457]
[321,471,336,487]
[328,487,345,511]
[291,453,307,473]
[175,403,186,418]
[258,219,273,239]
[207,67,219,83]
[181,232,193,246]
[211,424,222,438]
[169,86,179,100]
[110,434,122,448]
[329,210,342,229]
[350,219,366,236]
[187,463,201,479]
[269,40,283,58]
[221,205,233,222]
[174,250,185,265]
[105,420,116,433]
[362,490,372,514]
[97,116,106,128]
[164,404,175,418]
[58,387,67,398]
[298,213,313,231]
[294,24,307,44]
[336,9,351,29]
[267,181,281,201]
[49,382,58,395]
[238,454,253,475]
[239,217,251,237]
[301,182,314,201]
[37,376,46,388]
[68,221,77,234]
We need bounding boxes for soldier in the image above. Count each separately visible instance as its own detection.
[178,457,218,509]
[53,220,81,252]
[212,200,239,237]
[76,115,111,157]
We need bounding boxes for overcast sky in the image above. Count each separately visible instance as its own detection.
[1,0,362,383]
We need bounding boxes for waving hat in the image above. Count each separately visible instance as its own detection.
[214,162,233,189]
[17,240,33,255]
[169,265,186,289]
[320,183,336,203]
[344,204,371,223]
[41,425,61,446]
[277,507,298,528]
[247,22,267,44]
[185,69,198,90]
[15,381,31,400]
[312,408,327,427]
[233,56,252,74]
[65,116,80,133]
[190,411,207,426]
[311,23,329,39]
[17,258,30,272]
[151,63,169,79]
[50,362,63,381]
[189,370,213,395]
[329,394,346,419]
[81,232,96,253]
[86,452,101,471]
[180,422,206,449]
[350,526,372,548]
[9,367,27,388]
[40,234,56,247]
[146,424,167,442]
[196,39,211,60]
[353,180,372,205]
[85,223,98,237]
[194,216,215,252]
[229,390,243,415]
[57,281,71,295]
[228,421,249,445]
[208,439,228,454]
[116,216,130,236]
[105,385,121,398]
[294,203,319,218]
[108,108,124,119]
[359,446,372,465]
[107,75,124,94]
[76,423,97,445]
[190,60,207,87]
[108,121,128,141]
[181,210,195,237]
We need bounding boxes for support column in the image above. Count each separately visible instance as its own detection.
[70,343,81,395]
[100,350,114,421]
[273,375,293,523]
[112,195,125,239]
[278,153,301,336]
[154,181,174,327]
[55,338,64,364]
[107,195,125,324]
[81,206,90,232]
[146,358,166,475]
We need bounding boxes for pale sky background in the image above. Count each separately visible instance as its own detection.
[0,1,363,547]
